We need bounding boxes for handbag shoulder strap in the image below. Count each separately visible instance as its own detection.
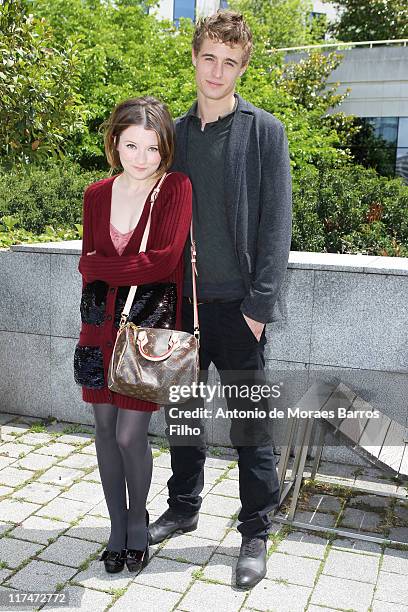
[119,173,199,337]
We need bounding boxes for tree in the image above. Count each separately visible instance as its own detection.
[0,0,86,167]
[328,0,408,42]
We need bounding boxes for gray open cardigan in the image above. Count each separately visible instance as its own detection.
[172,93,292,324]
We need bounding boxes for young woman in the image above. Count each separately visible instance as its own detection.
[74,96,192,574]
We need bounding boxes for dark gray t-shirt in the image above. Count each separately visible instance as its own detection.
[183,96,246,300]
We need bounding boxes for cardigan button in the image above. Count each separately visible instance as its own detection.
[109,288,115,293]
[106,314,112,321]
[107,341,113,348]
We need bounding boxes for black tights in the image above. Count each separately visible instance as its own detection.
[92,403,152,551]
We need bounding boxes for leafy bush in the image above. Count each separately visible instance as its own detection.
[292,162,408,256]
[0,161,105,245]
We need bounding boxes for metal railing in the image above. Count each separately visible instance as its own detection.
[271,38,408,53]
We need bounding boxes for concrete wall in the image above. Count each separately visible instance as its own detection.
[1,242,407,463]
[287,46,408,118]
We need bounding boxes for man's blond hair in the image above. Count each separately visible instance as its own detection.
[192,10,253,66]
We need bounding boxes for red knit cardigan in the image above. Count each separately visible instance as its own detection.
[76,171,192,411]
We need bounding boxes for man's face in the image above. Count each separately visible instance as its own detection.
[192,36,247,102]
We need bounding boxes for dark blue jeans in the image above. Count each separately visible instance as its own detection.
[164,298,280,540]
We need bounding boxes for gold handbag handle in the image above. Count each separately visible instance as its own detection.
[136,330,181,362]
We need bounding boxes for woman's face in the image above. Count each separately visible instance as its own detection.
[115,124,162,182]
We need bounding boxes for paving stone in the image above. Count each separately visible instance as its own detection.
[110,582,180,612]
[146,482,166,502]
[0,521,13,536]
[206,456,233,469]
[65,514,110,543]
[73,558,133,591]
[11,482,61,504]
[133,556,196,592]
[394,502,408,523]
[323,548,379,583]
[375,570,408,605]
[0,466,34,487]
[36,497,94,523]
[42,585,112,612]
[266,551,320,586]
[340,507,382,531]
[0,456,16,470]
[150,465,172,485]
[228,466,239,480]
[306,494,342,513]
[382,548,408,574]
[216,529,243,557]
[9,515,70,545]
[349,494,389,510]
[58,453,98,470]
[153,452,172,468]
[331,536,381,555]
[82,468,101,483]
[210,479,239,498]
[311,574,375,612]
[372,601,408,612]
[0,442,34,458]
[36,443,77,458]
[60,481,104,505]
[8,559,76,591]
[191,513,231,541]
[57,432,93,445]
[18,432,53,445]
[246,579,312,611]
[388,527,408,543]
[38,466,84,487]
[0,568,12,582]
[80,442,97,455]
[202,552,238,585]
[294,510,336,528]
[14,452,57,471]
[158,533,218,565]
[178,580,246,612]
[307,607,343,612]
[0,485,13,496]
[0,536,44,568]
[1,424,28,438]
[88,499,109,519]
[0,413,16,425]
[39,535,101,568]
[277,531,328,559]
[147,493,169,515]
[200,493,241,518]
[0,499,40,523]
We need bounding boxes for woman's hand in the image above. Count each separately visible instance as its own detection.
[87,250,96,256]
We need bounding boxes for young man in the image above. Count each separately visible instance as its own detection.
[149,10,292,589]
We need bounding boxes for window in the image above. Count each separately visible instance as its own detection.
[396,117,408,183]
[174,0,195,26]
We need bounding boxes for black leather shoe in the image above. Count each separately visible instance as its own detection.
[126,544,149,573]
[100,549,126,573]
[235,536,267,589]
[148,508,199,545]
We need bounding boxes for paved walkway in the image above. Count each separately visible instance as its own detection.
[0,411,408,612]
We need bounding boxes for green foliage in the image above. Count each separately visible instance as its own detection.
[0,161,105,247]
[29,0,196,168]
[230,0,327,49]
[0,0,87,167]
[292,162,408,255]
[329,0,408,42]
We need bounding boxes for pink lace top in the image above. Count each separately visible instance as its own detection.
[110,222,134,256]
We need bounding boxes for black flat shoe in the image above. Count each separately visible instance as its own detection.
[125,544,149,573]
[100,548,126,573]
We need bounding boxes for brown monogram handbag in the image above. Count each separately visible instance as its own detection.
[107,172,199,405]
